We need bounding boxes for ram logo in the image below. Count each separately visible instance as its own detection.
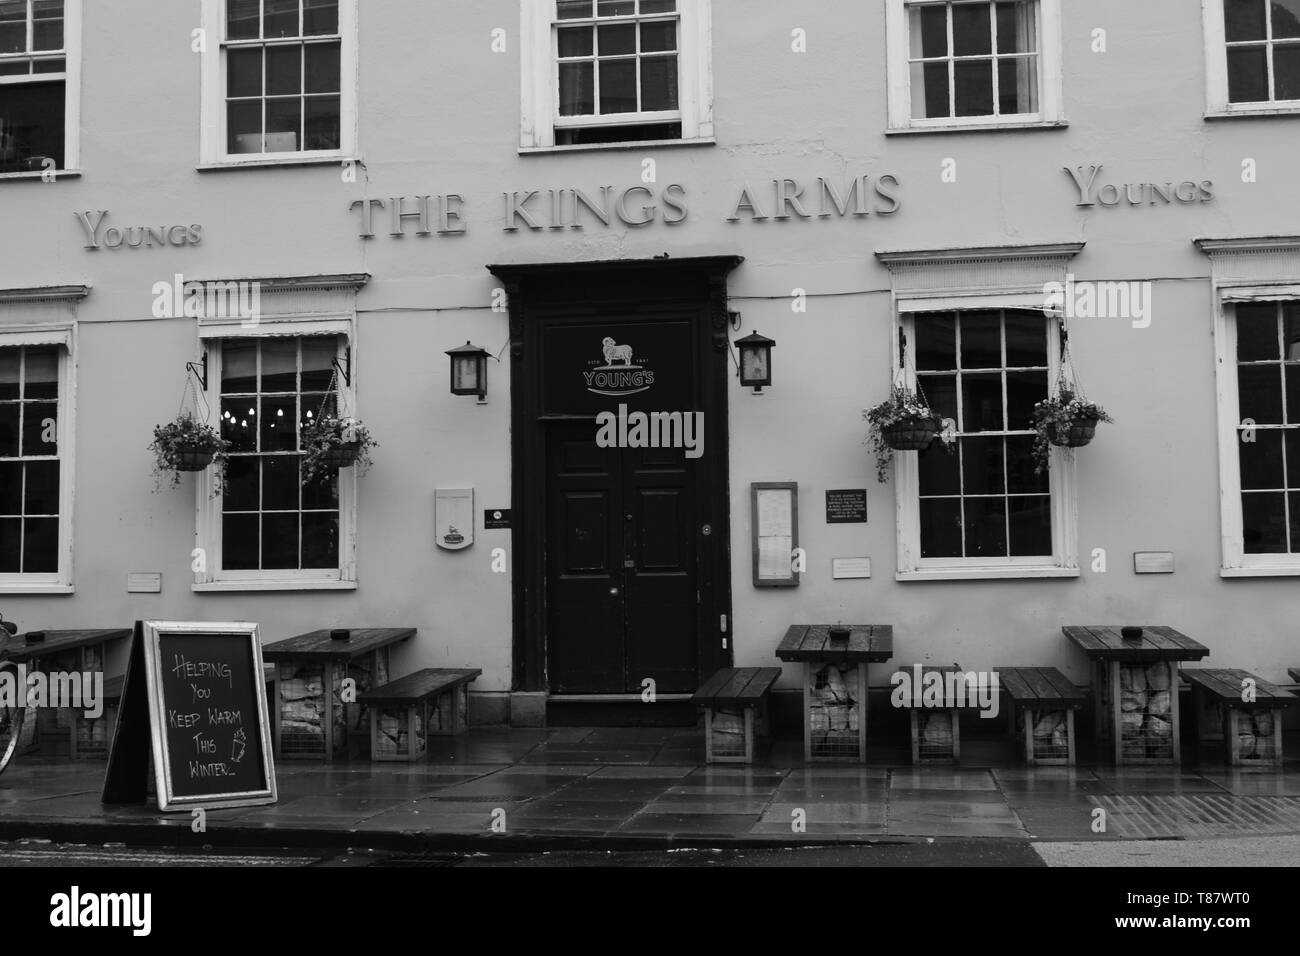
[584,336,655,397]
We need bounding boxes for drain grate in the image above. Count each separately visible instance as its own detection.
[1092,794,1300,839]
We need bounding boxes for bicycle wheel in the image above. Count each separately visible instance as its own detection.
[0,698,24,775]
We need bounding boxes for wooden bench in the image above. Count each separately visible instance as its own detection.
[1183,668,1294,767]
[997,666,1086,765]
[692,667,781,764]
[358,668,480,762]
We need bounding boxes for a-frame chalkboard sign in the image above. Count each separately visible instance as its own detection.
[103,621,277,812]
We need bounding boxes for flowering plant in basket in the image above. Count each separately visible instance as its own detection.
[149,412,229,490]
[301,414,377,484]
[1030,387,1113,474]
[863,386,947,483]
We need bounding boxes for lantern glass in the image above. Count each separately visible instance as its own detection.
[452,356,480,394]
[741,347,769,385]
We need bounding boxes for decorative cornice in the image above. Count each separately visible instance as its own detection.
[1193,237,1300,256]
[190,273,371,293]
[875,242,1085,269]
[0,285,91,303]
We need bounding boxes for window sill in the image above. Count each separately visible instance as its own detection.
[197,155,359,172]
[1220,566,1300,578]
[897,566,1079,582]
[193,579,357,592]
[1205,107,1300,120]
[0,169,81,182]
[519,137,715,155]
[0,583,74,594]
[885,120,1068,136]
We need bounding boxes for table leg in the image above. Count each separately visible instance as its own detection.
[1170,662,1182,766]
[1110,662,1122,767]
[802,664,812,764]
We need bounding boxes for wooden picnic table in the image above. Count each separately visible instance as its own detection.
[776,625,893,763]
[263,627,417,760]
[0,628,131,759]
[1062,625,1210,766]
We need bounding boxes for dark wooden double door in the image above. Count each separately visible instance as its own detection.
[546,421,698,694]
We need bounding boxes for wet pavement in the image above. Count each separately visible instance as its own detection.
[2,727,1300,849]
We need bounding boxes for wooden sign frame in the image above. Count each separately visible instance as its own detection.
[104,621,277,812]
[752,482,799,588]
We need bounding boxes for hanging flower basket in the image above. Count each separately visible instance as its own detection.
[174,446,218,471]
[1030,386,1113,474]
[883,416,941,451]
[149,412,229,490]
[301,415,377,484]
[1048,417,1099,448]
[316,441,365,469]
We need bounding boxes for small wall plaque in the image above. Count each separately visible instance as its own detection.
[1134,552,1174,574]
[435,488,474,551]
[484,509,512,530]
[825,489,867,524]
[127,572,162,593]
[832,558,872,580]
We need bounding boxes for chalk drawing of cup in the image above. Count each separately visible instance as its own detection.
[231,728,247,764]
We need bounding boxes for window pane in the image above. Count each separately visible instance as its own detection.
[920,498,963,558]
[302,512,339,568]
[1291,492,1300,550]
[1225,0,1267,41]
[1287,365,1300,424]
[1228,46,1269,102]
[0,0,22,54]
[1237,302,1279,360]
[1240,428,1284,488]
[1285,303,1300,359]
[1242,492,1287,552]
[919,372,958,422]
[305,41,340,92]
[1239,365,1284,423]
[0,351,16,401]
[299,338,336,391]
[1275,1,1300,37]
[558,0,593,19]
[640,55,678,110]
[598,23,636,54]
[599,58,636,112]
[303,0,339,35]
[640,0,676,11]
[954,59,994,115]
[266,44,302,95]
[0,518,16,572]
[304,96,340,149]
[641,20,675,51]
[24,347,57,399]
[1274,44,1300,99]
[228,0,260,39]
[264,0,300,38]
[0,461,18,513]
[265,98,302,151]
[223,514,259,569]
[259,339,296,392]
[1288,431,1300,488]
[558,26,593,56]
[917,313,957,370]
[996,1,1035,53]
[911,60,951,118]
[23,517,56,572]
[952,2,992,56]
[1003,312,1045,367]
[23,403,56,456]
[1006,436,1047,494]
[559,61,594,114]
[222,399,257,452]
[0,60,24,75]
[31,57,63,73]
[1008,496,1052,556]
[962,373,1003,432]
[262,513,299,569]
[24,460,57,514]
[1006,370,1047,429]
[963,496,1007,557]
[960,314,1002,369]
[962,436,1006,495]
[262,455,299,511]
[302,468,338,509]
[0,80,65,172]
[223,455,258,511]
[910,4,949,58]
[222,340,258,392]
[0,406,16,457]
[261,396,297,452]
[597,0,635,15]
[32,0,63,51]
[919,440,960,496]
[228,101,263,153]
[998,56,1037,113]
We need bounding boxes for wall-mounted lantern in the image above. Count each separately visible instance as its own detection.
[446,341,489,403]
[736,331,775,393]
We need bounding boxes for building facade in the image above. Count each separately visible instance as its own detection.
[2,0,1300,725]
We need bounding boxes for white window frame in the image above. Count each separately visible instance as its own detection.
[884,0,1064,134]
[0,313,76,594]
[1198,236,1300,575]
[193,308,359,592]
[520,0,714,151]
[1203,0,1300,117]
[198,0,359,169]
[0,0,81,180]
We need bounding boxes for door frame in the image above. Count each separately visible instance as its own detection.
[488,256,743,694]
